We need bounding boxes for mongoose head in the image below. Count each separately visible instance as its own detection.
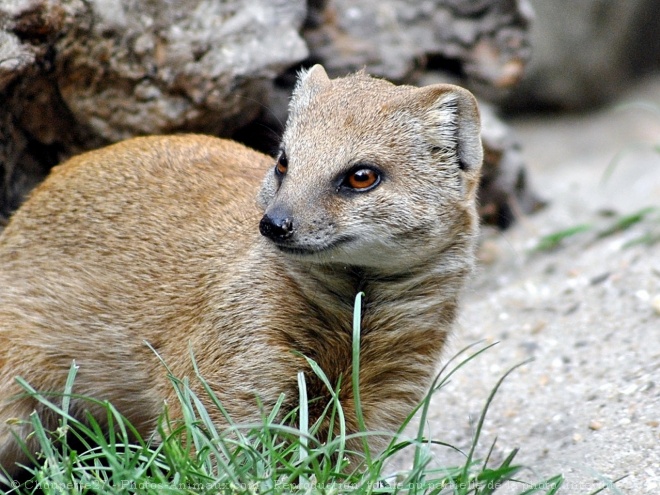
[258,65,482,272]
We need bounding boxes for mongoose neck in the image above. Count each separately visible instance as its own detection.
[280,237,474,332]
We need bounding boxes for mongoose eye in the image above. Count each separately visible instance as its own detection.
[275,152,288,177]
[344,167,380,191]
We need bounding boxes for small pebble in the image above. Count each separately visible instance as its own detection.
[590,272,610,285]
[621,383,637,395]
[636,289,650,302]
[588,420,603,431]
[652,294,660,315]
[531,320,547,334]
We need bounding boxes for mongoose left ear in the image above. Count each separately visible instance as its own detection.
[289,64,331,116]
[298,64,331,91]
[414,84,483,172]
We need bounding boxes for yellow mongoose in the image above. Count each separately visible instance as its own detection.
[0,65,482,475]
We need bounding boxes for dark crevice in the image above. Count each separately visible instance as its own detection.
[425,53,466,80]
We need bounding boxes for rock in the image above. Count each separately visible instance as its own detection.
[56,0,307,141]
[478,102,545,228]
[0,0,66,92]
[303,0,533,99]
[652,295,660,316]
[502,0,660,111]
[1,0,538,229]
[0,0,308,220]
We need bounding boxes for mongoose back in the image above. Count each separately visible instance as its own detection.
[0,65,482,476]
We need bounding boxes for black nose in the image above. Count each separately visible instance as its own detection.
[259,212,294,241]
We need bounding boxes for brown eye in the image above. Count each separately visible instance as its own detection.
[275,152,288,176]
[345,168,380,190]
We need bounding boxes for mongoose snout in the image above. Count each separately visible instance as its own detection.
[0,64,483,478]
[259,209,295,242]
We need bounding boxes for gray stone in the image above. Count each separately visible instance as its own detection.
[503,0,660,110]
[52,0,308,140]
[1,0,538,229]
[303,0,533,99]
[0,0,308,218]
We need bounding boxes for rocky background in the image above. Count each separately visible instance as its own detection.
[502,0,660,112]
[1,0,539,228]
[2,1,659,227]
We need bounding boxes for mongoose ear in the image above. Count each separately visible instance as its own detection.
[298,64,330,90]
[289,65,331,115]
[414,84,483,172]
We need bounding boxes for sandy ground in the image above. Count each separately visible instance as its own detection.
[420,76,660,494]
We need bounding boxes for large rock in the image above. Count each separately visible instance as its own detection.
[502,0,660,110]
[0,0,308,218]
[2,0,307,140]
[1,0,538,229]
[303,0,533,99]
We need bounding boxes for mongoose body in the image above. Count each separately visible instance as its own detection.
[0,66,482,475]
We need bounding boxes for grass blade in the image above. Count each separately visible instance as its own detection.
[351,291,372,468]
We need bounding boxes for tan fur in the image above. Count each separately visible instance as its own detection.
[0,65,482,476]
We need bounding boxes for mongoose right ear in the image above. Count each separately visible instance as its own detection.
[413,84,483,173]
[288,65,331,115]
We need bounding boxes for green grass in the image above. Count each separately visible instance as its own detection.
[531,206,660,252]
[2,294,618,495]
[533,99,660,254]
[531,224,594,252]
